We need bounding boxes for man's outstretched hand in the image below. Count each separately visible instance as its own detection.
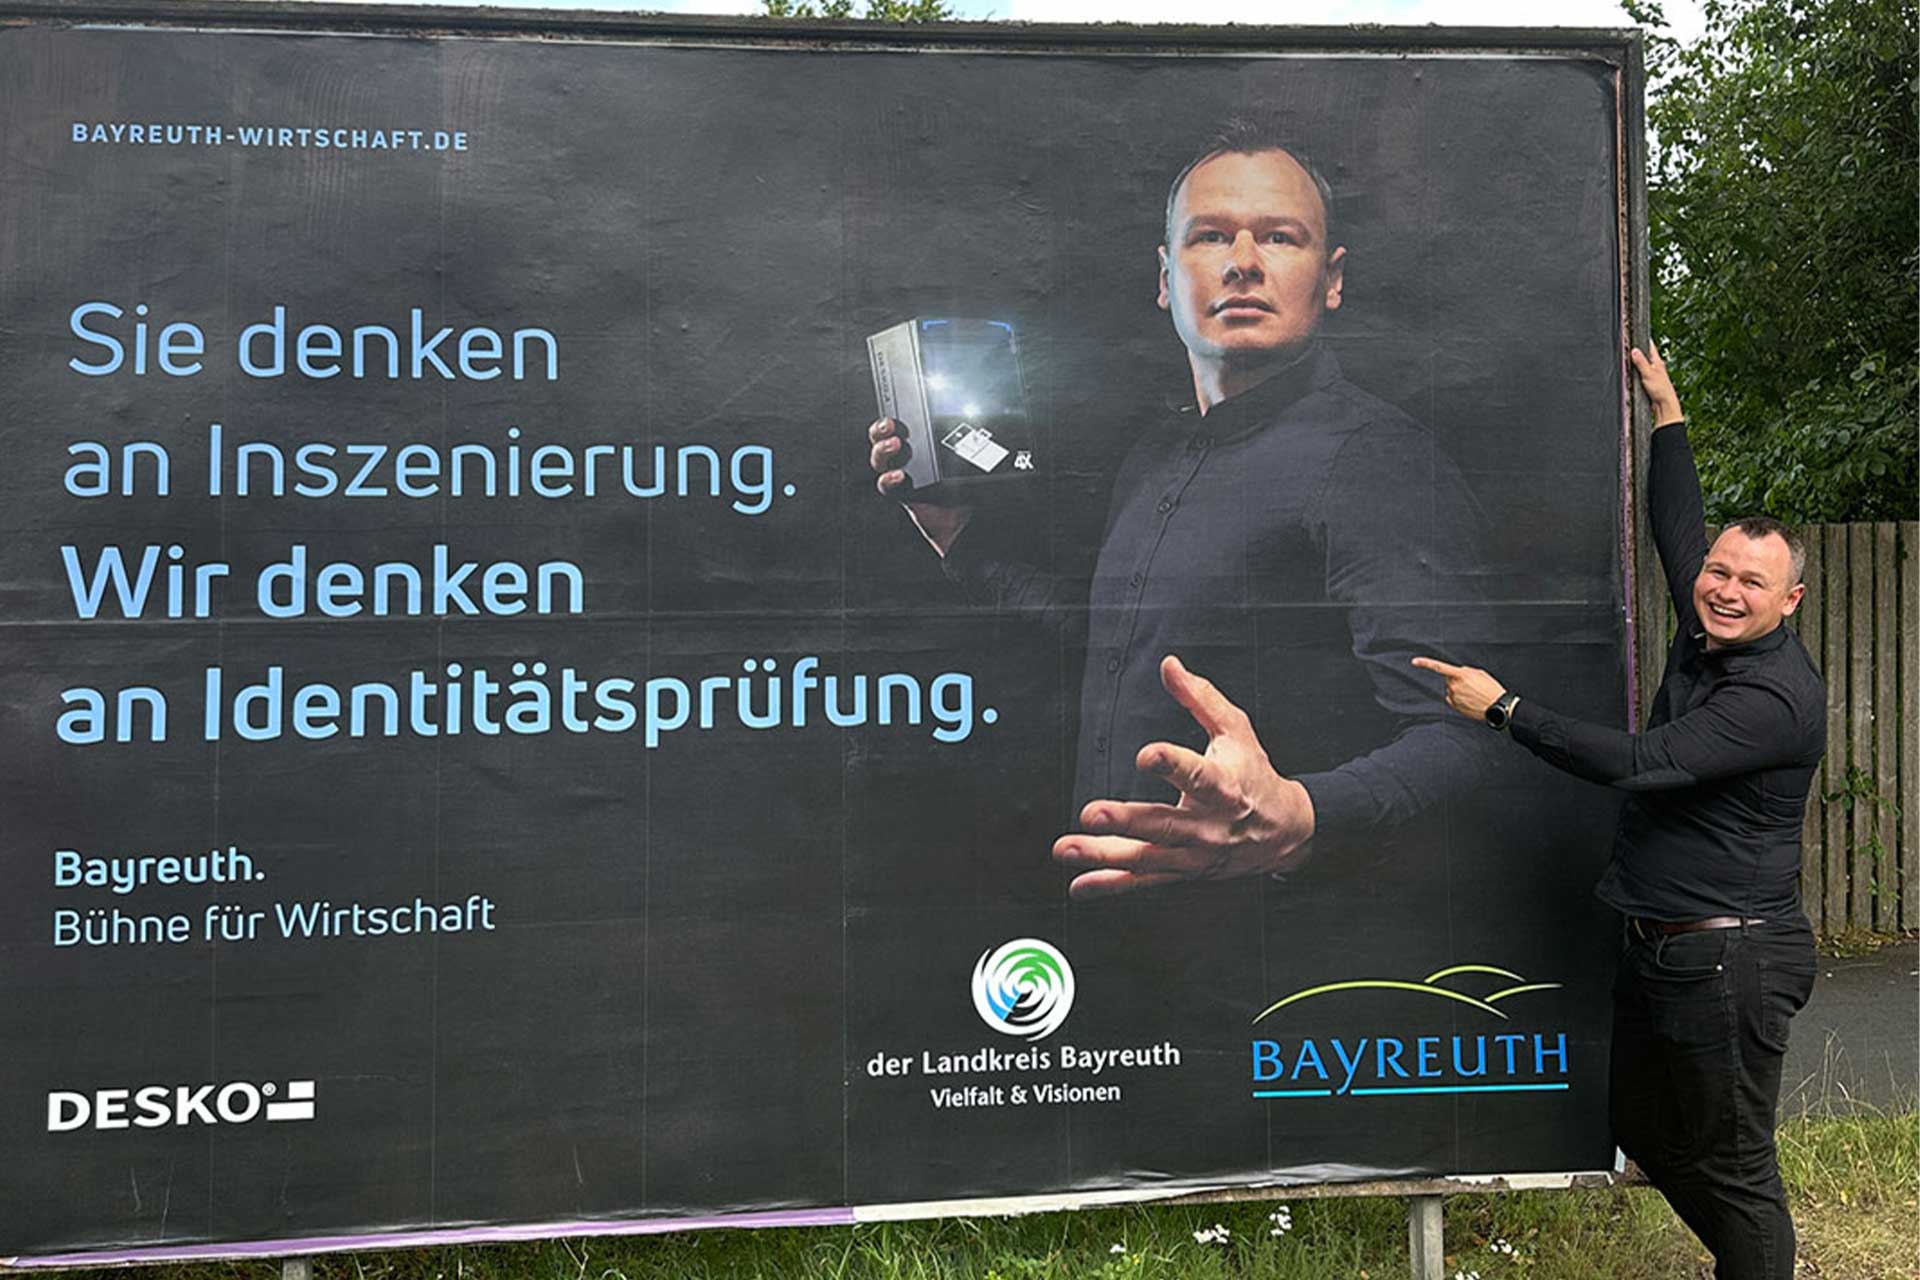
[1053,655,1316,900]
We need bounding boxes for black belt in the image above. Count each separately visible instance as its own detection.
[1630,915,1765,939]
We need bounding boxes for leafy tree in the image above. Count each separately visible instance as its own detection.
[762,0,952,19]
[1629,0,1917,522]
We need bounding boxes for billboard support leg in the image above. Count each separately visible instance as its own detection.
[1407,1195,1444,1280]
[280,1259,312,1280]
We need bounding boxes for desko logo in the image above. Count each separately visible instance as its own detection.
[46,1080,316,1131]
[971,938,1075,1041]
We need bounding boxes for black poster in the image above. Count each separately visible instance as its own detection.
[0,9,1638,1264]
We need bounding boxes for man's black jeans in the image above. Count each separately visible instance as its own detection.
[1611,918,1817,1280]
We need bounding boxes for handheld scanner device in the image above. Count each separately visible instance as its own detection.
[868,318,1037,492]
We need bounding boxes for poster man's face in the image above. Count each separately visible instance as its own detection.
[1157,149,1345,367]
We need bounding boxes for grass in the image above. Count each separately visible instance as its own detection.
[57,1104,1914,1280]
[1778,1103,1920,1279]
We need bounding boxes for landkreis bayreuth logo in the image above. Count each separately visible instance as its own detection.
[971,938,1075,1041]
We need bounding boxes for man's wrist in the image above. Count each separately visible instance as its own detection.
[1261,777,1317,877]
[1649,421,1691,456]
[1293,769,1365,843]
[1504,695,1545,747]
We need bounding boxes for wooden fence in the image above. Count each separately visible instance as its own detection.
[1633,522,1918,935]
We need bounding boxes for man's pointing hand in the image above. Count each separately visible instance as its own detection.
[1053,655,1316,899]
[1410,656,1506,721]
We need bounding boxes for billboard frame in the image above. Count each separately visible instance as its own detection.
[0,3,1652,1270]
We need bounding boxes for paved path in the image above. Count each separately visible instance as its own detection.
[1780,938,1917,1114]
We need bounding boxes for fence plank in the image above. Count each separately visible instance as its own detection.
[1903,523,1918,931]
[1824,526,1849,928]
[1874,524,1898,930]
[1797,531,1824,932]
[1849,524,1874,929]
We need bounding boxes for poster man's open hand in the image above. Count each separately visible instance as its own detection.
[1053,656,1316,899]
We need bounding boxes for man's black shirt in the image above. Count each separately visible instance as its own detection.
[944,343,1497,842]
[1509,424,1826,922]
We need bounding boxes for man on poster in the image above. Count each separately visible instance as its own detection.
[868,119,1496,896]
[1415,346,1825,1280]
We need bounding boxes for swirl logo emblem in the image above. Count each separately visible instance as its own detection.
[971,938,1075,1041]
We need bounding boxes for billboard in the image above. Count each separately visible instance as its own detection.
[0,4,1643,1263]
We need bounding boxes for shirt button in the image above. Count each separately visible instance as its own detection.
[1106,656,1121,673]
[1129,572,1143,589]
[1094,734,1109,754]
[1156,497,1173,513]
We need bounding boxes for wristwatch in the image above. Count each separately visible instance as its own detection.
[1484,692,1521,732]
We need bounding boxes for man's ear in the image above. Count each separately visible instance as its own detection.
[1782,582,1806,616]
[1322,245,1347,312]
[1156,244,1171,312]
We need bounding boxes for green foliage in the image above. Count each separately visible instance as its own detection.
[1628,0,1919,522]
[761,0,953,20]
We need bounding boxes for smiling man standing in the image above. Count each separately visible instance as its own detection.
[1416,346,1826,1280]
[870,117,1494,896]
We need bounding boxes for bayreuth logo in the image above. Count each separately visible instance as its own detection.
[971,938,1075,1041]
[1249,964,1571,1100]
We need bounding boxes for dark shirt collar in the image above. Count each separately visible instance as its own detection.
[1166,341,1338,442]
[1692,619,1792,660]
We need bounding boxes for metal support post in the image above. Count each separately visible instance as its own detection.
[1407,1193,1444,1280]
[280,1259,312,1280]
